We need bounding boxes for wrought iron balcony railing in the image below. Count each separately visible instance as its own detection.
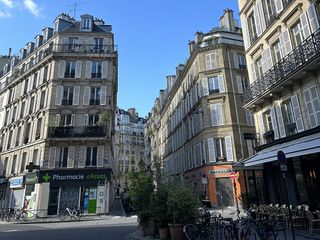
[53,44,117,54]
[49,126,107,138]
[244,28,320,104]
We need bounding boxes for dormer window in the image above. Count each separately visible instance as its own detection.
[80,15,93,32]
[82,19,91,30]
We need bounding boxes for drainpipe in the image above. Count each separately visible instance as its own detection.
[227,47,244,161]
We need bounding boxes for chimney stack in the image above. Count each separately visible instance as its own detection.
[8,48,12,57]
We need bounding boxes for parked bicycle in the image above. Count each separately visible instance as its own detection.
[58,207,82,221]
[6,208,27,222]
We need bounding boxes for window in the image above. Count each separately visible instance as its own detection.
[248,13,257,42]
[33,149,39,165]
[65,61,76,78]
[215,138,226,162]
[29,96,35,114]
[205,52,217,70]
[16,127,21,147]
[7,131,12,149]
[11,155,17,174]
[255,57,263,78]
[245,110,255,126]
[86,147,97,166]
[283,100,297,135]
[68,37,79,52]
[89,114,100,126]
[4,110,9,126]
[208,77,220,94]
[292,21,304,47]
[90,87,101,105]
[40,90,46,109]
[43,65,49,81]
[62,87,73,105]
[263,110,273,131]
[35,118,42,140]
[94,38,103,53]
[272,40,282,63]
[33,72,38,89]
[91,61,102,78]
[2,158,8,176]
[82,19,91,30]
[210,103,224,126]
[20,152,27,173]
[238,54,247,69]
[24,122,31,144]
[304,85,320,128]
[11,106,17,122]
[56,147,68,168]
[24,78,29,94]
[60,115,72,126]
[265,0,276,21]
[20,102,25,118]
[237,75,249,93]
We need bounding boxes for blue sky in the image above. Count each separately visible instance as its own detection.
[0,0,240,117]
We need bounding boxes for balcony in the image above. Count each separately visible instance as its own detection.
[91,73,102,78]
[64,72,75,78]
[61,99,73,105]
[49,126,107,138]
[53,44,118,54]
[244,28,320,105]
[89,99,100,105]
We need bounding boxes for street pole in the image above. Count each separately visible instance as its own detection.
[283,172,295,240]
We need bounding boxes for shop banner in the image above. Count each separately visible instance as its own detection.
[25,172,39,185]
[9,176,24,189]
[39,169,112,187]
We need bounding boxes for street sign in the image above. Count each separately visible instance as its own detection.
[277,150,287,164]
[201,177,208,184]
[230,171,236,179]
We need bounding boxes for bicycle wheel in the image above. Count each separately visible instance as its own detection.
[71,210,80,221]
[58,210,68,221]
[238,225,259,240]
[183,224,201,240]
[212,225,224,240]
[224,225,233,240]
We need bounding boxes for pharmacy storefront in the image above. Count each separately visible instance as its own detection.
[38,169,113,215]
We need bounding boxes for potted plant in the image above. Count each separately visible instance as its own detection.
[167,184,199,240]
[151,185,171,239]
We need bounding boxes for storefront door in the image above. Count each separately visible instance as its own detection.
[60,188,79,210]
[48,188,59,215]
[216,178,234,206]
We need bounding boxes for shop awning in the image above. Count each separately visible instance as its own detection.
[244,132,320,167]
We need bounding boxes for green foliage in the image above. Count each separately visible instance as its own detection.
[151,185,171,228]
[167,184,200,224]
[239,192,256,210]
[98,111,110,128]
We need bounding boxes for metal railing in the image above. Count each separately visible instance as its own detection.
[244,28,320,104]
[49,126,107,138]
[53,44,117,54]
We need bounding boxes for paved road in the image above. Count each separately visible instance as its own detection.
[0,216,138,240]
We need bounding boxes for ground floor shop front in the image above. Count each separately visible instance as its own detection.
[2,168,114,216]
[184,164,241,208]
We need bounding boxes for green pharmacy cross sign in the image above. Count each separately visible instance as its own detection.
[42,173,51,182]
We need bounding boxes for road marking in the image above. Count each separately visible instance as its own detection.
[3,230,19,232]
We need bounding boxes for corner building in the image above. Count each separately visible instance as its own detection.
[239,0,320,208]
[0,13,117,215]
[149,10,256,207]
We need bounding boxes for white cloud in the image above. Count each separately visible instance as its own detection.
[0,0,13,8]
[0,9,11,17]
[23,0,43,17]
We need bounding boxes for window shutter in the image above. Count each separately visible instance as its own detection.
[233,53,239,69]
[307,4,320,33]
[236,75,244,93]
[207,138,216,162]
[202,78,209,96]
[242,18,251,50]
[218,75,225,93]
[265,47,273,71]
[67,146,75,168]
[71,114,75,126]
[275,0,283,14]
[55,86,63,105]
[254,4,262,37]
[73,86,80,105]
[83,86,90,105]
[38,68,43,85]
[97,146,104,167]
[281,29,293,56]
[100,86,107,105]
[31,120,37,141]
[85,61,92,78]
[84,114,89,126]
[257,0,266,31]
[78,146,86,168]
[304,87,318,128]
[261,50,267,74]
[25,99,30,117]
[246,110,255,126]
[217,103,224,125]
[55,114,61,126]
[258,113,265,136]
[12,128,17,148]
[101,61,108,78]
[210,105,218,126]
[27,76,33,92]
[48,147,56,169]
[275,103,286,138]
[20,81,25,97]
[270,106,280,139]
[291,95,304,132]
[300,12,311,39]
[75,61,82,78]
[225,136,233,161]
[250,62,257,81]
[310,86,320,125]
[58,60,65,78]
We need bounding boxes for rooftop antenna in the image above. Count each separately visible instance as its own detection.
[66,1,86,18]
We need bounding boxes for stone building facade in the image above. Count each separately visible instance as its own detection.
[238,0,320,208]
[0,13,117,215]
